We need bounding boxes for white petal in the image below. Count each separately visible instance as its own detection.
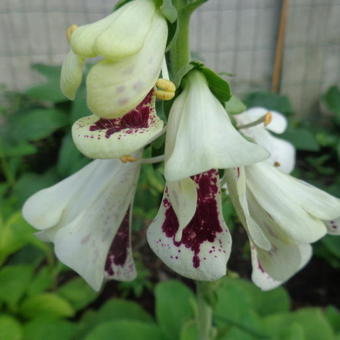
[51,160,140,291]
[224,167,271,251]
[95,0,156,60]
[60,50,84,100]
[267,111,288,134]
[164,71,269,182]
[147,170,231,281]
[72,91,163,159]
[167,178,197,242]
[325,217,340,235]
[246,163,328,243]
[86,14,168,119]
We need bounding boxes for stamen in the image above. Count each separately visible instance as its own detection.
[161,57,170,80]
[238,112,272,130]
[274,161,281,167]
[66,24,78,43]
[156,79,176,101]
[120,155,137,163]
[155,89,175,100]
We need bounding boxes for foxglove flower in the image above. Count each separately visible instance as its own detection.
[22,159,141,291]
[235,107,295,173]
[164,71,269,182]
[72,89,163,159]
[147,170,232,281]
[60,0,168,119]
[225,163,340,290]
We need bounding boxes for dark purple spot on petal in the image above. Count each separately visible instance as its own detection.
[162,169,223,269]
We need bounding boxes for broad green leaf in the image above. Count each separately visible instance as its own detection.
[27,267,55,297]
[13,169,59,205]
[281,127,320,151]
[0,315,23,340]
[0,265,34,310]
[243,91,293,116]
[324,306,340,333]
[160,0,177,23]
[155,280,195,340]
[322,86,340,125]
[174,63,194,87]
[24,317,76,340]
[225,95,247,115]
[0,141,37,158]
[200,67,231,103]
[19,293,75,319]
[85,321,165,340]
[180,321,198,340]
[26,64,66,103]
[9,109,68,142]
[321,236,340,258]
[57,278,98,311]
[76,299,153,338]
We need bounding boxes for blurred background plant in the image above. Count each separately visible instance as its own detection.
[0,63,339,339]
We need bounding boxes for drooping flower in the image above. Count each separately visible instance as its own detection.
[225,162,340,290]
[235,107,295,173]
[164,71,269,182]
[147,169,232,281]
[72,89,164,159]
[22,158,141,291]
[60,0,168,119]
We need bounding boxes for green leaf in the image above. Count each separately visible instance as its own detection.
[24,317,76,340]
[174,63,194,87]
[200,67,231,103]
[77,299,153,337]
[225,95,247,115]
[0,265,34,310]
[324,306,340,333]
[70,85,91,122]
[160,0,177,23]
[180,321,198,340]
[9,109,68,142]
[57,278,98,311]
[243,91,294,116]
[155,280,195,340]
[85,321,165,340]
[27,267,55,297]
[13,169,59,205]
[57,134,90,177]
[26,64,66,103]
[0,141,37,158]
[19,293,75,319]
[0,315,23,340]
[281,127,320,151]
[321,235,340,258]
[322,86,340,125]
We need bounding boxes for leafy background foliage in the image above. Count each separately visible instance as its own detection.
[0,64,339,339]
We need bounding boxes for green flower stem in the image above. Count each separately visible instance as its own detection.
[196,281,213,340]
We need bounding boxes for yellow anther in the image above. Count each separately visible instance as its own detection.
[156,79,176,92]
[120,155,137,163]
[274,161,281,167]
[264,112,272,126]
[66,24,78,43]
[155,79,176,101]
[155,90,175,101]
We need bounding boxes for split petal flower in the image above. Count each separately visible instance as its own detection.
[86,13,168,118]
[70,0,156,60]
[60,50,84,100]
[72,90,163,159]
[147,169,232,281]
[164,71,269,182]
[22,159,141,291]
[236,107,295,173]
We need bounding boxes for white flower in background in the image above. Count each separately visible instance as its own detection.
[147,170,232,281]
[235,107,296,173]
[164,71,269,182]
[225,163,340,290]
[22,159,141,291]
[60,0,168,119]
[72,89,164,159]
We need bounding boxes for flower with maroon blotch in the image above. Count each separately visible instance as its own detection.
[147,170,232,281]
[22,158,140,291]
[225,162,340,290]
[60,0,168,120]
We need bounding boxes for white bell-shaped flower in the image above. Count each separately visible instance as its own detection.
[72,90,163,159]
[235,107,295,173]
[22,159,141,291]
[164,71,269,182]
[147,169,232,281]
